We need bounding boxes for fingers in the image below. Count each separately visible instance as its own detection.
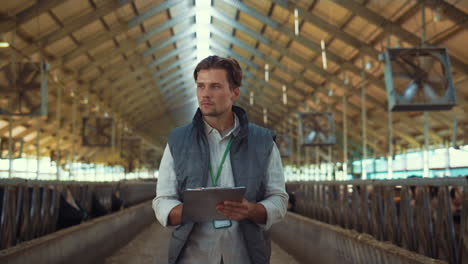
[216,200,250,221]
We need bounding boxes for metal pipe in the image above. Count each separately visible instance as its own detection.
[328,146,332,180]
[315,146,319,180]
[36,118,41,180]
[8,116,13,178]
[388,110,393,179]
[55,84,62,181]
[343,83,348,180]
[291,177,467,186]
[8,27,16,179]
[423,112,429,177]
[70,95,77,180]
[361,58,367,180]
[452,119,458,148]
[296,114,301,171]
[445,140,451,176]
[305,143,310,181]
[403,149,408,178]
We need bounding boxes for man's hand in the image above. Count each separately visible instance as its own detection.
[216,199,267,224]
[168,204,183,226]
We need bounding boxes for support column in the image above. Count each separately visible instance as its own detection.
[343,86,348,180]
[361,58,367,180]
[70,94,77,180]
[36,118,41,180]
[388,110,394,179]
[8,116,13,178]
[315,146,320,180]
[423,112,430,177]
[445,141,451,177]
[55,83,62,181]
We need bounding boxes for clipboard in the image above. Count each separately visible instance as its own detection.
[182,186,246,222]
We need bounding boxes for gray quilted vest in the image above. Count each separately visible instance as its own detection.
[167,105,274,264]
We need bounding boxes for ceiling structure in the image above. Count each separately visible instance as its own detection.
[0,0,467,169]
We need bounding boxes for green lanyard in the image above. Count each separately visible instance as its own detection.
[209,136,234,186]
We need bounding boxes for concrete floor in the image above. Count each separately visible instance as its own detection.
[105,222,299,264]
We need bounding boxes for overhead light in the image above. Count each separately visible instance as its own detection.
[321,40,328,70]
[249,91,254,106]
[264,64,269,82]
[294,8,299,36]
[0,34,9,48]
[433,6,444,22]
[282,85,287,105]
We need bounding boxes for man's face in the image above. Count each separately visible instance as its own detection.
[196,69,240,117]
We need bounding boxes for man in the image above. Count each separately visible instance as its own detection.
[153,55,288,264]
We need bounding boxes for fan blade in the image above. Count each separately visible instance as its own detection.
[423,83,439,101]
[403,81,419,102]
[393,73,415,81]
[28,70,40,85]
[400,56,424,76]
[425,74,448,90]
[7,94,20,112]
[318,132,328,143]
[306,131,317,143]
[22,93,39,112]
[4,64,15,87]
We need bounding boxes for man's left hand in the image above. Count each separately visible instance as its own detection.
[216,199,266,224]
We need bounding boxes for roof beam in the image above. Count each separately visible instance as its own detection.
[208,21,420,148]
[212,3,442,145]
[143,27,196,58]
[55,2,181,69]
[0,0,64,33]
[158,63,197,88]
[329,0,468,76]
[137,8,196,43]
[23,0,135,55]
[128,0,186,28]
[148,45,197,68]
[162,76,193,98]
[153,55,197,80]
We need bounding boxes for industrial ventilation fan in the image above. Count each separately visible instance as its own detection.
[298,112,336,147]
[82,117,114,147]
[382,47,456,111]
[0,61,48,116]
[0,137,24,159]
[276,134,292,158]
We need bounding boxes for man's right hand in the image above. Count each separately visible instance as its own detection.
[168,204,183,226]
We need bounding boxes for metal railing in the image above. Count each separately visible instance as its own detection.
[287,177,468,264]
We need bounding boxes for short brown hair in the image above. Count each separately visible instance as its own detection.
[193,55,242,89]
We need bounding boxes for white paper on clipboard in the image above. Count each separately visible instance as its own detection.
[182,186,246,222]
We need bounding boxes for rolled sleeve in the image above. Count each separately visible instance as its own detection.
[152,144,182,227]
[257,142,289,230]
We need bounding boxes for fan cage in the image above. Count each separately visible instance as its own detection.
[298,112,337,147]
[0,61,48,117]
[82,117,114,147]
[0,137,24,159]
[382,47,456,112]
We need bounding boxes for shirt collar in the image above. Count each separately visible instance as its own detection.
[203,113,240,139]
